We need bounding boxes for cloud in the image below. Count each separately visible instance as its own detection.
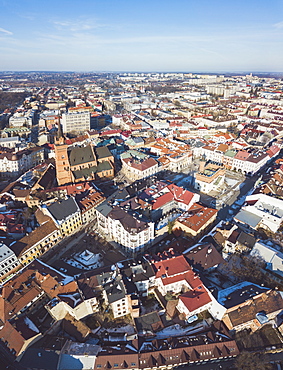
[51,18,110,33]
[0,27,13,35]
[273,21,283,29]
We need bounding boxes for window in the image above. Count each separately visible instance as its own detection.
[97,365,102,368]
[114,364,119,368]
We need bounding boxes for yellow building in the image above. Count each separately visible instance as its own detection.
[10,219,61,266]
[41,196,82,237]
[173,203,218,238]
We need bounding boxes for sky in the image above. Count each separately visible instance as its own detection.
[0,0,283,72]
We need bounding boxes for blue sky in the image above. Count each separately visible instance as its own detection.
[0,0,283,72]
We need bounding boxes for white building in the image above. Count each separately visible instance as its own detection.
[61,111,90,133]
[176,285,226,320]
[0,242,20,281]
[96,202,155,256]
[235,193,283,233]
[0,147,44,178]
[121,151,159,181]
[0,136,21,148]
[250,242,283,280]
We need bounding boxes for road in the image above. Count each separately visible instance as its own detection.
[217,172,261,221]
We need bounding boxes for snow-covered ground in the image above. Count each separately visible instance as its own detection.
[64,250,104,270]
[225,178,239,187]
[155,321,210,339]
[102,324,136,335]
[203,271,234,289]
[156,212,182,230]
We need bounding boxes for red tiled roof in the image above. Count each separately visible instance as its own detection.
[176,204,217,232]
[180,286,212,312]
[153,255,192,278]
[167,184,194,205]
[161,270,202,289]
[152,191,174,210]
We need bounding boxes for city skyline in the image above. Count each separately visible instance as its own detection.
[0,0,283,72]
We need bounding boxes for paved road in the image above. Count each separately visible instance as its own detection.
[217,172,260,221]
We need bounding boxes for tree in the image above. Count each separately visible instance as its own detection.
[167,220,176,234]
[225,254,275,288]
[234,351,272,370]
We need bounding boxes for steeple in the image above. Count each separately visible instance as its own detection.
[55,115,65,145]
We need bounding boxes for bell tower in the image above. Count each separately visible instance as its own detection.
[54,122,73,185]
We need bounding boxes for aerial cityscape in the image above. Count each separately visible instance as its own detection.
[1,1,283,370]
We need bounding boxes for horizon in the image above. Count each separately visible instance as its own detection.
[0,70,283,75]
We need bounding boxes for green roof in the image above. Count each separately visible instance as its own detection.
[121,149,147,160]
[224,150,236,158]
[95,146,112,159]
[73,165,97,179]
[97,161,112,172]
[73,161,112,179]
[68,145,95,166]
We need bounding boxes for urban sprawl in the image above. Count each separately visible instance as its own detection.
[0,71,283,369]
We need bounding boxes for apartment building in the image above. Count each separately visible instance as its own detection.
[61,111,90,133]
[0,146,44,178]
[0,242,20,282]
[41,196,82,237]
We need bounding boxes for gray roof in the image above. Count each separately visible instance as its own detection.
[109,207,148,233]
[19,348,59,370]
[104,276,126,304]
[96,200,112,217]
[237,231,256,248]
[47,197,79,222]
[68,145,96,166]
[234,209,261,228]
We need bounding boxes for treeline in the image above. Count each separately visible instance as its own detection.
[0,91,29,112]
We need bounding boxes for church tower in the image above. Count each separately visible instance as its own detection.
[54,121,73,185]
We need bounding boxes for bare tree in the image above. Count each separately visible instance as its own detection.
[234,351,272,370]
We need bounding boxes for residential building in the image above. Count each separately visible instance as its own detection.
[0,259,83,358]
[234,193,283,233]
[0,241,20,282]
[250,241,283,282]
[173,203,218,238]
[121,151,159,181]
[10,219,61,267]
[0,146,44,178]
[194,161,225,194]
[61,111,90,133]
[222,290,283,332]
[96,203,155,256]
[41,196,82,237]
[77,189,105,224]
